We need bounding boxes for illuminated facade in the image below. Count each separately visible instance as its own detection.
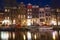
[39,8,45,25]
[27,3,33,26]
[27,3,32,19]
[56,9,60,25]
[32,5,39,26]
[2,2,60,26]
[39,5,53,25]
[4,0,17,25]
[44,5,52,25]
[27,4,40,26]
[0,11,4,24]
[18,2,27,26]
[4,7,18,24]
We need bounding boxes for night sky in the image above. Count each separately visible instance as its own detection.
[0,0,60,10]
[17,0,52,7]
[16,0,60,8]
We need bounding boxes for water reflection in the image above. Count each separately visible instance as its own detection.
[34,34,37,39]
[0,31,15,40]
[27,31,32,40]
[1,32,9,40]
[23,34,26,40]
[52,31,58,40]
[0,30,59,40]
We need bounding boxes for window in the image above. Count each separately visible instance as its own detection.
[30,9,32,11]
[39,11,44,14]
[46,13,50,16]
[5,9,10,12]
[40,19,45,22]
[27,15,32,18]
[5,9,8,12]
[27,9,32,11]
[28,9,30,11]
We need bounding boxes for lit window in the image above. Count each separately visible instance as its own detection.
[27,9,32,11]
[13,19,16,24]
[5,9,10,12]
[5,9,8,12]
[2,20,11,25]
[27,19,31,26]
[27,16,32,18]
[30,9,32,11]
[28,9,30,11]
[28,16,30,18]
[50,20,56,25]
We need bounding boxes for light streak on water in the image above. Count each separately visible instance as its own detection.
[52,31,58,40]
[23,34,26,40]
[27,31,32,40]
[34,34,37,39]
[1,32,9,40]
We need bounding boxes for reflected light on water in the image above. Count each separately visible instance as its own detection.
[52,31,58,40]
[53,32,55,40]
[12,32,15,39]
[23,34,26,40]
[27,31,32,40]
[0,30,59,40]
[34,34,37,39]
[1,32,9,40]
[9,32,11,39]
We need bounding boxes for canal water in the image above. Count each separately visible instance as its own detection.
[0,30,59,40]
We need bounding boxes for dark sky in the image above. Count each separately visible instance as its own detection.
[0,0,52,7]
[17,0,52,7]
[0,0,60,10]
[0,0,4,10]
[52,0,60,8]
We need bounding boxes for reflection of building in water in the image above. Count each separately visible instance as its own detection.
[1,32,9,40]
[1,32,15,40]
[0,31,59,40]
